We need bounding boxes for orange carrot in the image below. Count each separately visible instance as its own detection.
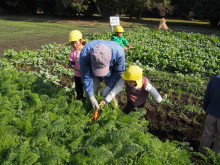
[94,110,98,122]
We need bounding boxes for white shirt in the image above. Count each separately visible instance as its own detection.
[105,78,162,103]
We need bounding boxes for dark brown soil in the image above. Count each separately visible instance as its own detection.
[16,63,41,73]
[159,88,203,106]
[145,101,205,150]
[45,59,69,68]
[116,92,206,151]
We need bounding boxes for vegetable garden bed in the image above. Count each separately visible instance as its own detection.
[1,28,220,164]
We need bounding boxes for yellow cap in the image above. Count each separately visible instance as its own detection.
[121,65,143,88]
[69,30,82,42]
[114,25,124,33]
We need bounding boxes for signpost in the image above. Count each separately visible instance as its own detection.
[109,16,120,32]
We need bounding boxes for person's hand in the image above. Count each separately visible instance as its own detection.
[100,86,111,97]
[100,100,106,105]
[89,96,99,109]
[124,47,128,51]
[75,67,80,71]
[72,65,80,71]
[127,44,131,49]
[99,100,106,109]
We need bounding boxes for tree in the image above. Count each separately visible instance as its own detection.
[1,0,36,14]
[141,0,173,18]
[195,0,220,26]
[150,0,173,18]
[60,0,90,16]
[171,0,196,18]
[92,0,119,18]
[121,0,151,19]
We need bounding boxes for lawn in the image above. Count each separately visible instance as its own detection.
[1,15,220,55]
[0,15,110,55]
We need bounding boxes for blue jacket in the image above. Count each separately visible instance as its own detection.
[80,40,125,97]
[203,76,220,119]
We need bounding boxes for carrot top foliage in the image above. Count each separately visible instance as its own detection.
[1,28,220,164]
[0,67,193,164]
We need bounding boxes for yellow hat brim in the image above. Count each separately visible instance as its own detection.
[121,72,127,80]
[121,72,142,88]
[136,77,142,88]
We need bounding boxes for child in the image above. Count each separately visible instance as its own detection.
[100,65,162,114]
[68,30,86,100]
[111,25,132,50]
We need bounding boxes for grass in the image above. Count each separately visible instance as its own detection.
[1,15,220,55]
[0,15,110,55]
[120,16,220,37]
[141,17,210,25]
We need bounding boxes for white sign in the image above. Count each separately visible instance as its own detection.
[110,16,120,26]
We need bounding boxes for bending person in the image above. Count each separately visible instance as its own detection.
[80,40,125,109]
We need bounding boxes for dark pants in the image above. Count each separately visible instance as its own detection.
[74,76,84,100]
[123,101,145,114]
[199,114,220,154]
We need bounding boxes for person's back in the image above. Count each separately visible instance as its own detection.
[204,75,220,118]
[80,40,125,109]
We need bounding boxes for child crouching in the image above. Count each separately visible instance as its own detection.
[100,65,162,113]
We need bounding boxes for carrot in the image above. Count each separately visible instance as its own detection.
[94,110,98,122]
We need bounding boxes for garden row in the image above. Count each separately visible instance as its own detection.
[1,28,220,163]
[0,67,196,164]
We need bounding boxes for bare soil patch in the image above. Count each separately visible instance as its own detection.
[116,92,205,151]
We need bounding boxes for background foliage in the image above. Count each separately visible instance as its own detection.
[0,0,219,25]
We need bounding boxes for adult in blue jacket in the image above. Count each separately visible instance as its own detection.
[80,40,125,109]
[199,72,220,154]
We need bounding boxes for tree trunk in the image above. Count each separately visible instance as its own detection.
[94,2,103,17]
[210,19,219,27]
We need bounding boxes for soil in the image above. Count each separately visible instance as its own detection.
[145,101,205,150]
[158,88,203,107]
[115,92,206,152]
[16,63,41,73]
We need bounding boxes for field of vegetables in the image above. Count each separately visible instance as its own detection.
[1,28,220,164]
